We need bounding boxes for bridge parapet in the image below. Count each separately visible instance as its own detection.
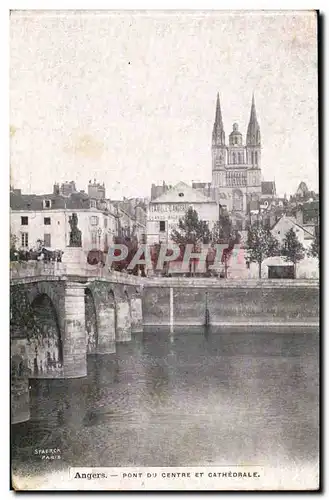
[10,261,66,280]
[10,261,145,286]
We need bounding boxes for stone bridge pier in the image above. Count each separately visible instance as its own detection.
[86,281,116,354]
[115,286,132,342]
[130,288,143,333]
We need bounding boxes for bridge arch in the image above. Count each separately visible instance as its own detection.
[28,293,63,378]
[85,287,98,354]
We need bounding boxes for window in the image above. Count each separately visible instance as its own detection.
[44,233,51,247]
[233,153,236,164]
[21,216,28,225]
[90,216,99,226]
[21,232,28,248]
[178,192,184,197]
[44,217,51,225]
[255,152,258,165]
[233,190,243,211]
[251,152,254,164]
[90,200,96,208]
[104,218,108,228]
[159,221,166,232]
[238,153,241,164]
[43,199,52,209]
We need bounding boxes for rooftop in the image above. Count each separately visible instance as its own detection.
[10,191,92,211]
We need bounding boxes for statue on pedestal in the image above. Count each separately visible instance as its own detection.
[69,213,82,247]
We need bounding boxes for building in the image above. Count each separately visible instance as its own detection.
[271,215,314,250]
[151,181,172,201]
[112,198,147,243]
[290,182,318,204]
[149,92,279,235]
[297,200,319,225]
[88,179,106,200]
[191,181,215,200]
[10,189,118,254]
[210,93,263,229]
[295,181,309,198]
[260,181,277,200]
[53,181,77,197]
[147,181,218,245]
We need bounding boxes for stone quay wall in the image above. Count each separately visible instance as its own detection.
[142,278,319,327]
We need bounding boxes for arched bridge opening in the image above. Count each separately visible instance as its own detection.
[85,288,98,355]
[28,293,63,378]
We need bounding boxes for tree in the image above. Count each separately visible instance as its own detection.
[10,285,41,341]
[309,226,319,264]
[247,222,280,279]
[10,233,18,261]
[210,212,233,243]
[281,228,305,277]
[171,207,210,276]
[171,207,210,245]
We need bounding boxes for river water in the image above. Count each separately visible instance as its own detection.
[12,326,319,482]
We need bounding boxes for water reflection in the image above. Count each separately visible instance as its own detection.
[12,327,319,474]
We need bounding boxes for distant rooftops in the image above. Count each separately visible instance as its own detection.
[10,190,92,211]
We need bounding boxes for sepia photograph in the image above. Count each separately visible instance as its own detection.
[9,9,319,491]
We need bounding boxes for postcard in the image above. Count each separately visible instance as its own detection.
[10,9,319,491]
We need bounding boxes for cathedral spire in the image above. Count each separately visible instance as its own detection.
[212,93,225,146]
[246,93,261,146]
[215,92,223,126]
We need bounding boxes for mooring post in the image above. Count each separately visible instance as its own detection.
[169,287,174,333]
[205,290,210,327]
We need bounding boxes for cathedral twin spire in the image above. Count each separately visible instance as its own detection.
[246,93,261,146]
[212,93,225,146]
[212,92,261,146]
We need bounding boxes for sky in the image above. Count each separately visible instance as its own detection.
[10,10,318,199]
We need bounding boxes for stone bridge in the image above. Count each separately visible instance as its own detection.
[10,261,144,423]
[11,261,144,378]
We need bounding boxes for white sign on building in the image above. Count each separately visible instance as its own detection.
[146,182,219,245]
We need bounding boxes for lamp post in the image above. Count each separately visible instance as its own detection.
[97,227,102,250]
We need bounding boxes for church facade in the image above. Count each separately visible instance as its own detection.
[210,93,262,228]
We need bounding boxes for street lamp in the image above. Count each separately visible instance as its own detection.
[97,227,102,249]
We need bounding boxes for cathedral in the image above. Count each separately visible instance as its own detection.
[211,93,262,229]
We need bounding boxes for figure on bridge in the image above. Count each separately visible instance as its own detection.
[69,213,82,247]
